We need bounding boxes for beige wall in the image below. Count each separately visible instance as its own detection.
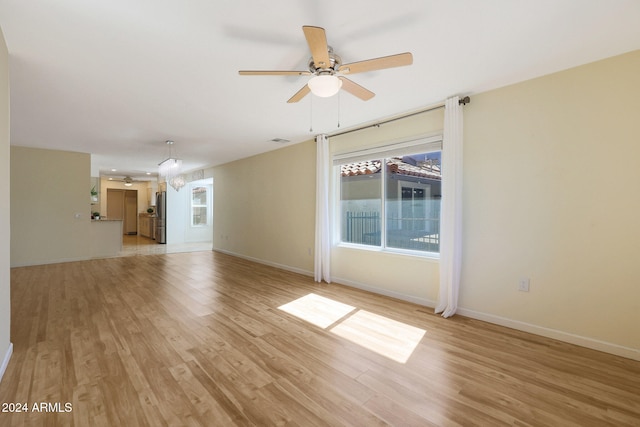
[211,108,445,301]
[461,50,640,355]
[211,51,640,358]
[0,26,12,378]
[10,146,91,267]
[213,140,316,274]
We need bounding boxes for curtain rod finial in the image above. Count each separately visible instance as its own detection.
[458,96,470,105]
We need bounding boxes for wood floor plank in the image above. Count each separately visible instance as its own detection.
[185,351,258,425]
[273,376,388,427]
[168,362,237,426]
[363,394,439,427]
[1,251,639,426]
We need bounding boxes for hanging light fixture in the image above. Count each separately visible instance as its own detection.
[169,175,185,191]
[307,74,342,97]
[158,140,185,191]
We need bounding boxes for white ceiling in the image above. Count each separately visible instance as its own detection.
[1,0,639,179]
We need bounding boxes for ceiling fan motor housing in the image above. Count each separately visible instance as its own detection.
[308,46,341,75]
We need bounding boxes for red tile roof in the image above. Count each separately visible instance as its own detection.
[340,160,382,176]
[340,157,441,180]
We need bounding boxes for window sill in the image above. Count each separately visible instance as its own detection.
[335,242,440,261]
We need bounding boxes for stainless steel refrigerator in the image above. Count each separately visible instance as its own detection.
[155,191,167,244]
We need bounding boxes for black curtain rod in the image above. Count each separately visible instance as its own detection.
[329,96,470,139]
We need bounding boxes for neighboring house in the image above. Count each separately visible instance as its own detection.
[340,156,442,251]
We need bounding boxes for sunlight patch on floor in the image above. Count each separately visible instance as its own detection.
[278,293,356,328]
[330,310,426,364]
[278,293,426,363]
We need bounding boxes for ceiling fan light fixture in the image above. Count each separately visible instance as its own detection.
[308,75,342,97]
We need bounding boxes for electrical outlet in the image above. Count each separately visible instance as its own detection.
[518,278,530,292]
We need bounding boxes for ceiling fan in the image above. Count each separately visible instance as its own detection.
[106,174,153,187]
[238,26,413,103]
[108,175,137,186]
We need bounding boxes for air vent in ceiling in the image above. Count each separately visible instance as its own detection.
[270,138,290,144]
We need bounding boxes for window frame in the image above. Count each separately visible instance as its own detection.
[190,184,210,227]
[333,134,443,259]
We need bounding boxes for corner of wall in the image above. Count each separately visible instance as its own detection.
[0,343,13,383]
[0,24,13,384]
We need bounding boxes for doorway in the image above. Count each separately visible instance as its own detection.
[107,189,138,235]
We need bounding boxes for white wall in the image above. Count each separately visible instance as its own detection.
[166,180,188,244]
[160,175,214,245]
[0,25,12,382]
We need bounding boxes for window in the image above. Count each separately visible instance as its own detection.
[337,140,442,255]
[191,186,208,226]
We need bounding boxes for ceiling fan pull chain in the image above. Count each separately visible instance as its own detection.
[337,91,341,128]
[309,94,314,133]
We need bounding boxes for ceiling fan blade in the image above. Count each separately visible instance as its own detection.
[287,84,311,103]
[338,77,375,101]
[239,70,311,76]
[338,52,413,75]
[302,26,331,69]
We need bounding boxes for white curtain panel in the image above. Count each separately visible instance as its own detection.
[435,96,463,317]
[314,134,332,283]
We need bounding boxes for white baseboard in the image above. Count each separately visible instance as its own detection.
[456,307,640,362]
[0,342,13,384]
[331,276,438,307]
[326,277,640,362]
[213,249,314,278]
[11,256,89,268]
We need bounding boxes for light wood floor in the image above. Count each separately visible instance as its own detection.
[118,234,213,257]
[1,251,639,426]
